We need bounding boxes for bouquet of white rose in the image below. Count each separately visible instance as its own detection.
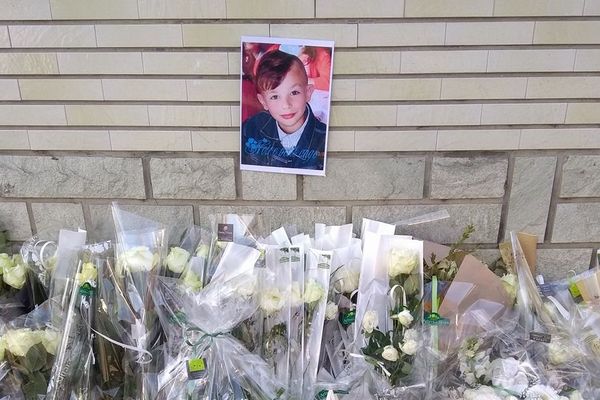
[353,231,425,398]
[110,204,168,400]
[151,241,286,399]
[0,300,61,400]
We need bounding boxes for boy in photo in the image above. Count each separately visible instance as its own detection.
[241,50,327,171]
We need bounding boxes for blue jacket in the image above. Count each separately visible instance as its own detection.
[241,105,327,170]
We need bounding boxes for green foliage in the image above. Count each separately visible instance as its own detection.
[425,224,475,282]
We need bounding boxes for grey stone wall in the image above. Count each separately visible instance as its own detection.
[0,150,597,279]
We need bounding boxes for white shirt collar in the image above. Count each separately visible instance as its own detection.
[277,107,309,155]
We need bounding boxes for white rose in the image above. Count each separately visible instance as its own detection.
[525,384,564,400]
[76,262,97,285]
[333,267,360,294]
[404,328,418,342]
[381,345,399,362]
[392,309,414,327]
[362,310,378,334]
[0,336,5,361]
[463,386,504,400]
[195,244,209,258]
[0,253,13,271]
[40,330,61,355]
[304,279,324,304]
[121,246,157,272]
[235,275,256,297]
[548,339,577,365]
[260,288,285,314]
[325,302,338,320]
[388,248,418,277]
[3,328,42,357]
[182,271,203,291]
[400,339,418,355]
[500,273,517,303]
[568,391,583,400]
[289,282,303,307]
[166,247,190,273]
[487,358,529,396]
[3,257,27,289]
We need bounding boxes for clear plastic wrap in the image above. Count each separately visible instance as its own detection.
[354,232,425,397]
[151,241,285,399]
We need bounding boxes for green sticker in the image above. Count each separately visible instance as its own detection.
[79,282,94,296]
[569,283,582,302]
[424,312,450,326]
[340,309,356,327]
[187,358,206,380]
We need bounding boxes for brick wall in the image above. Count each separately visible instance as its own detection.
[1,0,599,279]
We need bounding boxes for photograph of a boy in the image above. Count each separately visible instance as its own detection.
[241,48,329,173]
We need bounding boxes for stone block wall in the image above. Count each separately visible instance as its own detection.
[1,0,599,279]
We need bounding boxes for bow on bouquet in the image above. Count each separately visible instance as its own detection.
[354,231,425,398]
[151,241,286,399]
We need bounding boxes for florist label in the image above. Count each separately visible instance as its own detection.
[217,224,234,242]
[187,358,207,380]
[529,331,551,343]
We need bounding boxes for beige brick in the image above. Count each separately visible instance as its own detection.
[9,25,96,48]
[329,105,397,127]
[401,50,487,73]
[19,79,103,100]
[519,128,600,149]
[143,52,228,75]
[183,24,268,47]
[328,130,355,151]
[437,129,520,150]
[0,130,29,150]
[441,77,527,100]
[0,105,65,125]
[138,0,226,18]
[356,78,441,101]
[355,130,437,151]
[1,0,52,20]
[66,105,148,126]
[359,23,445,46]
[225,0,314,18]
[334,51,401,74]
[230,106,240,127]
[446,21,534,45]
[0,53,58,74]
[494,0,584,16]
[192,130,238,151]
[0,27,9,47]
[331,79,355,101]
[50,0,138,19]
[241,170,297,201]
[405,0,493,16]
[103,79,187,101]
[397,104,482,126]
[28,130,110,150]
[32,203,86,238]
[527,77,600,99]
[0,203,31,241]
[584,0,600,15]
[481,103,567,125]
[270,24,357,47]
[316,0,404,17]
[488,49,576,72]
[228,52,241,75]
[0,79,20,100]
[96,24,182,47]
[565,103,600,124]
[534,21,600,44]
[575,50,600,71]
[58,52,143,74]
[148,105,231,127]
[110,130,192,151]
[187,79,238,101]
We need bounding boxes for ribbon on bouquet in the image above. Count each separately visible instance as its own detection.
[184,326,228,351]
